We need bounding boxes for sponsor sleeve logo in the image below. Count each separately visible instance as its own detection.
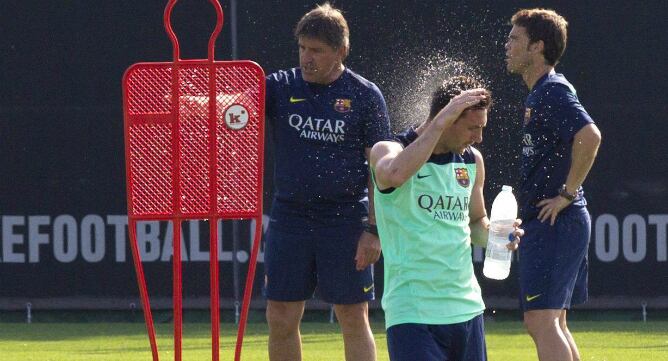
[334,98,352,113]
[455,168,470,187]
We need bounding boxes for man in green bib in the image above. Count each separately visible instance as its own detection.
[369,76,523,361]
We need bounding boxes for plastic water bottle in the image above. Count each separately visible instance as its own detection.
[483,185,517,280]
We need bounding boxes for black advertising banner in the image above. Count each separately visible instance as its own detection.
[2,0,667,309]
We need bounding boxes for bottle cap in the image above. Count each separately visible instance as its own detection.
[502,185,513,192]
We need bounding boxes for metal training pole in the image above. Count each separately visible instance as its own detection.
[130,220,160,361]
[208,29,221,358]
[230,0,243,327]
[210,220,220,360]
[172,220,183,361]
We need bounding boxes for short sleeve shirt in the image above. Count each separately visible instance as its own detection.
[520,72,594,220]
[266,68,391,218]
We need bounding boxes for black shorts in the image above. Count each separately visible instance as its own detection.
[264,218,374,304]
[387,314,487,361]
[519,206,591,311]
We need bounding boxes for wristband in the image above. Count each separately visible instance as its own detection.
[363,222,379,236]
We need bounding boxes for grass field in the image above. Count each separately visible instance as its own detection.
[1,315,667,361]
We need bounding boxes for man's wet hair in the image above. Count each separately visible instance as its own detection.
[294,2,350,58]
[512,8,568,66]
[428,76,492,121]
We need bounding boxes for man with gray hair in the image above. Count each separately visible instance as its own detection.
[264,3,391,360]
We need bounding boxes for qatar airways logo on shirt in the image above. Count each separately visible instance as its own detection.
[288,113,346,143]
[522,133,535,156]
[417,194,469,221]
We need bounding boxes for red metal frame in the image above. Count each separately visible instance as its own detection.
[122,1,265,360]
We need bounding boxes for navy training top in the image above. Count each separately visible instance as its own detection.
[266,67,391,218]
[520,72,594,220]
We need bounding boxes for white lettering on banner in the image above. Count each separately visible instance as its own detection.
[2,213,665,264]
[2,216,25,263]
[107,215,127,262]
[595,214,619,262]
[81,215,105,262]
[159,222,189,262]
[53,215,77,263]
[622,215,646,263]
[594,214,668,263]
[0,215,258,264]
[29,216,50,263]
[189,222,208,262]
[137,221,160,262]
[649,215,668,261]
[132,220,249,262]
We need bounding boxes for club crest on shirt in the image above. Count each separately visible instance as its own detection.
[524,107,532,125]
[334,98,352,113]
[455,168,470,187]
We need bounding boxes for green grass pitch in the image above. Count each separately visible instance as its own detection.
[1,319,666,360]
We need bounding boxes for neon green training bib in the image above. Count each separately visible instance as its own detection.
[373,136,484,329]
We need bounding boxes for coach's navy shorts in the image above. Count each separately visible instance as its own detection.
[264,204,374,304]
[387,314,487,361]
[519,206,591,311]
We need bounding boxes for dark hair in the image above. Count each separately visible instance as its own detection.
[294,2,349,57]
[511,8,568,66]
[428,76,492,121]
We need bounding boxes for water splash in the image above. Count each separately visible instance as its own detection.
[380,51,486,131]
[353,3,528,195]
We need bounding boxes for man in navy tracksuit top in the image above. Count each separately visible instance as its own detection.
[263,3,391,361]
[505,9,602,361]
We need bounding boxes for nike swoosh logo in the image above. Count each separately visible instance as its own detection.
[363,285,374,293]
[417,174,431,179]
[525,294,542,302]
[289,96,307,103]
